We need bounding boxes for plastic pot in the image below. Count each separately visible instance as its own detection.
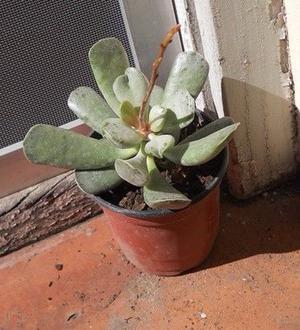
[92,148,229,276]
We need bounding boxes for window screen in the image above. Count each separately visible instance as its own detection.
[0,0,135,149]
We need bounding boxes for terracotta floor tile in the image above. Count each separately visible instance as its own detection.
[0,188,300,330]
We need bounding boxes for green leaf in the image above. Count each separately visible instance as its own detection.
[89,38,129,115]
[113,67,148,107]
[149,105,167,133]
[164,123,240,166]
[23,124,137,169]
[180,117,235,144]
[164,51,209,99]
[101,118,144,148]
[120,101,140,128]
[144,133,175,159]
[115,147,149,187]
[160,109,181,143]
[68,87,116,134]
[149,85,164,106]
[161,89,195,129]
[75,168,122,194]
[143,157,191,210]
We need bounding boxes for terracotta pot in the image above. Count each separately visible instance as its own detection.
[92,148,228,276]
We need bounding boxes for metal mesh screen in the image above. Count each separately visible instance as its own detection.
[0,0,135,149]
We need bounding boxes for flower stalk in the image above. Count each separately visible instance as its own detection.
[138,24,181,133]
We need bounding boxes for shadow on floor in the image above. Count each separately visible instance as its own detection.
[187,182,300,273]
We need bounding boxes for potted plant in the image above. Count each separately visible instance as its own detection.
[23,25,239,275]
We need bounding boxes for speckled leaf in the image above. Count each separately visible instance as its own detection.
[68,87,116,134]
[89,38,129,115]
[120,101,140,128]
[23,124,137,169]
[113,67,148,107]
[145,133,175,159]
[75,168,123,194]
[149,85,164,107]
[164,123,239,166]
[164,51,209,99]
[180,117,235,144]
[161,89,195,129]
[143,157,191,210]
[149,105,167,133]
[115,148,149,187]
[101,118,144,148]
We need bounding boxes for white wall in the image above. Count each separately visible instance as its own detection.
[284,0,300,161]
[176,0,299,198]
[284,0,300,111]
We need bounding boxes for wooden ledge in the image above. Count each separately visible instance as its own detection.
[0,172,101,256]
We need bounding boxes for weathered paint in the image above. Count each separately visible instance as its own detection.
[173,0,215,112]
[284,0,300,159]
[187,0,298,198]
[193,0,224,117]
[284,0,300,110]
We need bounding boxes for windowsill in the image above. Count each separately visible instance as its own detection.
[1,183,299,328]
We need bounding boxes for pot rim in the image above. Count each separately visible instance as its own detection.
[91,147,228,219]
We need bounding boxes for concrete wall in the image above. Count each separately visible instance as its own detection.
[176,0,299,198]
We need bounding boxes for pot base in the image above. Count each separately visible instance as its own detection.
[102,187,220,276]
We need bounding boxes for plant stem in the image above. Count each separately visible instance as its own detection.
[138,24,181,132]
[146,155,157,173]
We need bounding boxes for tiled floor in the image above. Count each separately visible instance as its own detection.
[1,186,300,329]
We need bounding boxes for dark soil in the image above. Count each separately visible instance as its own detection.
[99,112,223,211]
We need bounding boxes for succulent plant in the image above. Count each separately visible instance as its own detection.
[23,25,239,210]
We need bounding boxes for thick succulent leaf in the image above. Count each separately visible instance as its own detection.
[149,85,164,107]
[143,157,191,210]
[120,101,140,128]
[180,117,235,144]
[115,148,149,187]
[161,89,195,129]
[145,133,175,159]
[23,124,137,169]
[68,87,116,134]
[101,118,144,148]
[113,67,148,107]
[149,105,167,132]
[160,109,181,142]
[75,168,122,194]
[164,123,239,166]
[89,38,129,115]
[164,51,209,99]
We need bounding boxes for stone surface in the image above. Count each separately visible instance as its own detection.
[0,184,300,329]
